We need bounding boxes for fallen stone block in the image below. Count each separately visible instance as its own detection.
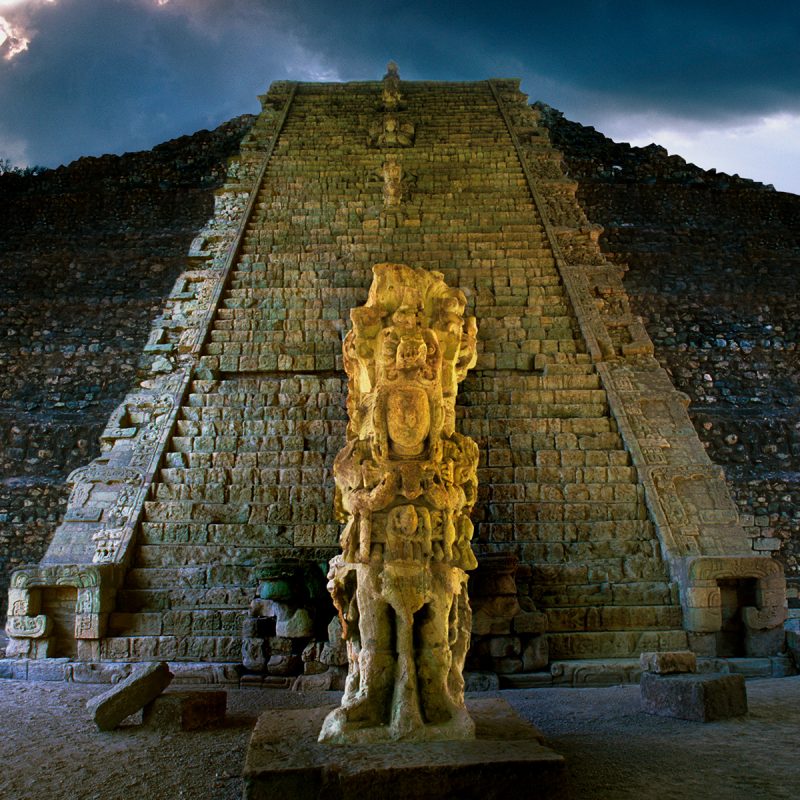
[86,661,173,731]
[142,690,226,731]
[640,671,747,722]
[640,650,697,674]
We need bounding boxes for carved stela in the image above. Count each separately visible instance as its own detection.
[319,263,479,743]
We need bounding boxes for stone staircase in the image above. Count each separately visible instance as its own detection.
[101,80,686,663]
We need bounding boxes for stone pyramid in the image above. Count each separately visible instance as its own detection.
[4,73,786,678]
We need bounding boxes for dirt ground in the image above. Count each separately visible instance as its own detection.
[0,676,797,799]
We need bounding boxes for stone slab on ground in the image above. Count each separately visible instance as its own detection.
[142,690,227,731]
[86,661,173,731]
[640,671,747,722]
[640,650,696,674]
[243,697,568,800]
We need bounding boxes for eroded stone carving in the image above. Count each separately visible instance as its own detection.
[382,156,405,208]
[381,61,404,110]
[368,114,416,148]
[319,263,478,743]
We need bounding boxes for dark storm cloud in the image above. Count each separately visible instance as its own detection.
[288,0,800,120]
[1,0,798,169]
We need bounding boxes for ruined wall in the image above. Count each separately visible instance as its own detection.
[540,105,800,606]
[0,116,255,616]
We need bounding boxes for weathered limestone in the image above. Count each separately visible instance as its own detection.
[244,699,568,800]
[3,72,787,669]
[639,647,746,721]
[142,690,226,731]
[86,660,173,731]
[640,672,748,722]
[639,650,697,675]
[319,263,479,743]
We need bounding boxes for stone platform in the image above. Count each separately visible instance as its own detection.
[242,697,569,800]
[640,671,748,722]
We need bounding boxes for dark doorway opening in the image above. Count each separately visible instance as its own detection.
[41,587,77,658]
[715,578,757,657]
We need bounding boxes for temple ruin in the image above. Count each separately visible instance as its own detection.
[3,69,788,682]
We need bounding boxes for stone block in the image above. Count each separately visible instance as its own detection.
[276,608,313,638]
[745,626,785,657]
[522,637,549,672]
[242,638,266,671]
[463,671,500,692]
[142,690,226,731]
[292,669,337,692]
[71,662,133,684]
[471,608,511,636]
[639,650,697,674]
[27,658,71,682]
[86,661,173,731]
[513,611,547,635]
[243,698,567,800]
[640,672,747,722]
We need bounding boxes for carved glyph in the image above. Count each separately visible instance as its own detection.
[319,263,479,743]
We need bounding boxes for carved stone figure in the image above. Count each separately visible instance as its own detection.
[319,263,479,744]
[382,157,405,207]
[368,114,416,147]
[381,61,404,110]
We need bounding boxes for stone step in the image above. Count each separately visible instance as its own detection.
[461,402,609,420]
[124,565,259,590]
[485,481,640,504]
[116,586,261,613]
[531,580,679,608]
[107,610,247,637]
[142,499,335,526]
[460,417,618,437]
[546,630,688,660]
[158,467,333,486]
[99,634,242,663]
[479,518,652,544]
[530,557,668,585]
[545,605,683,633]
[483,449,631,468]
[138,522,338,547]
[484,500,646,524]
[167,432,348,455]
[165,452,338,471]
[132,543,312,569]
[515,537,661,564]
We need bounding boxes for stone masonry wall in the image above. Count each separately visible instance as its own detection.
[0,116,255,617]
[539,105,800,607]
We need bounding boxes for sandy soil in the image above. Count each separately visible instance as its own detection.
[0,676,797,799]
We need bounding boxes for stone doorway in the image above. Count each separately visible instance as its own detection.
[716,578,757,657]
[41,587,77,658]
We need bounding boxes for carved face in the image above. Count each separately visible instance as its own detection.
[389,504,418,536]
[386,388,430,456]
[396,335,427,371]
[391,304,417,329]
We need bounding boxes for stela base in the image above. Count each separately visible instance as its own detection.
[242,698,569,800]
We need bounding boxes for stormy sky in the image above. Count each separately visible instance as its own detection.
[1,0,799,193]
